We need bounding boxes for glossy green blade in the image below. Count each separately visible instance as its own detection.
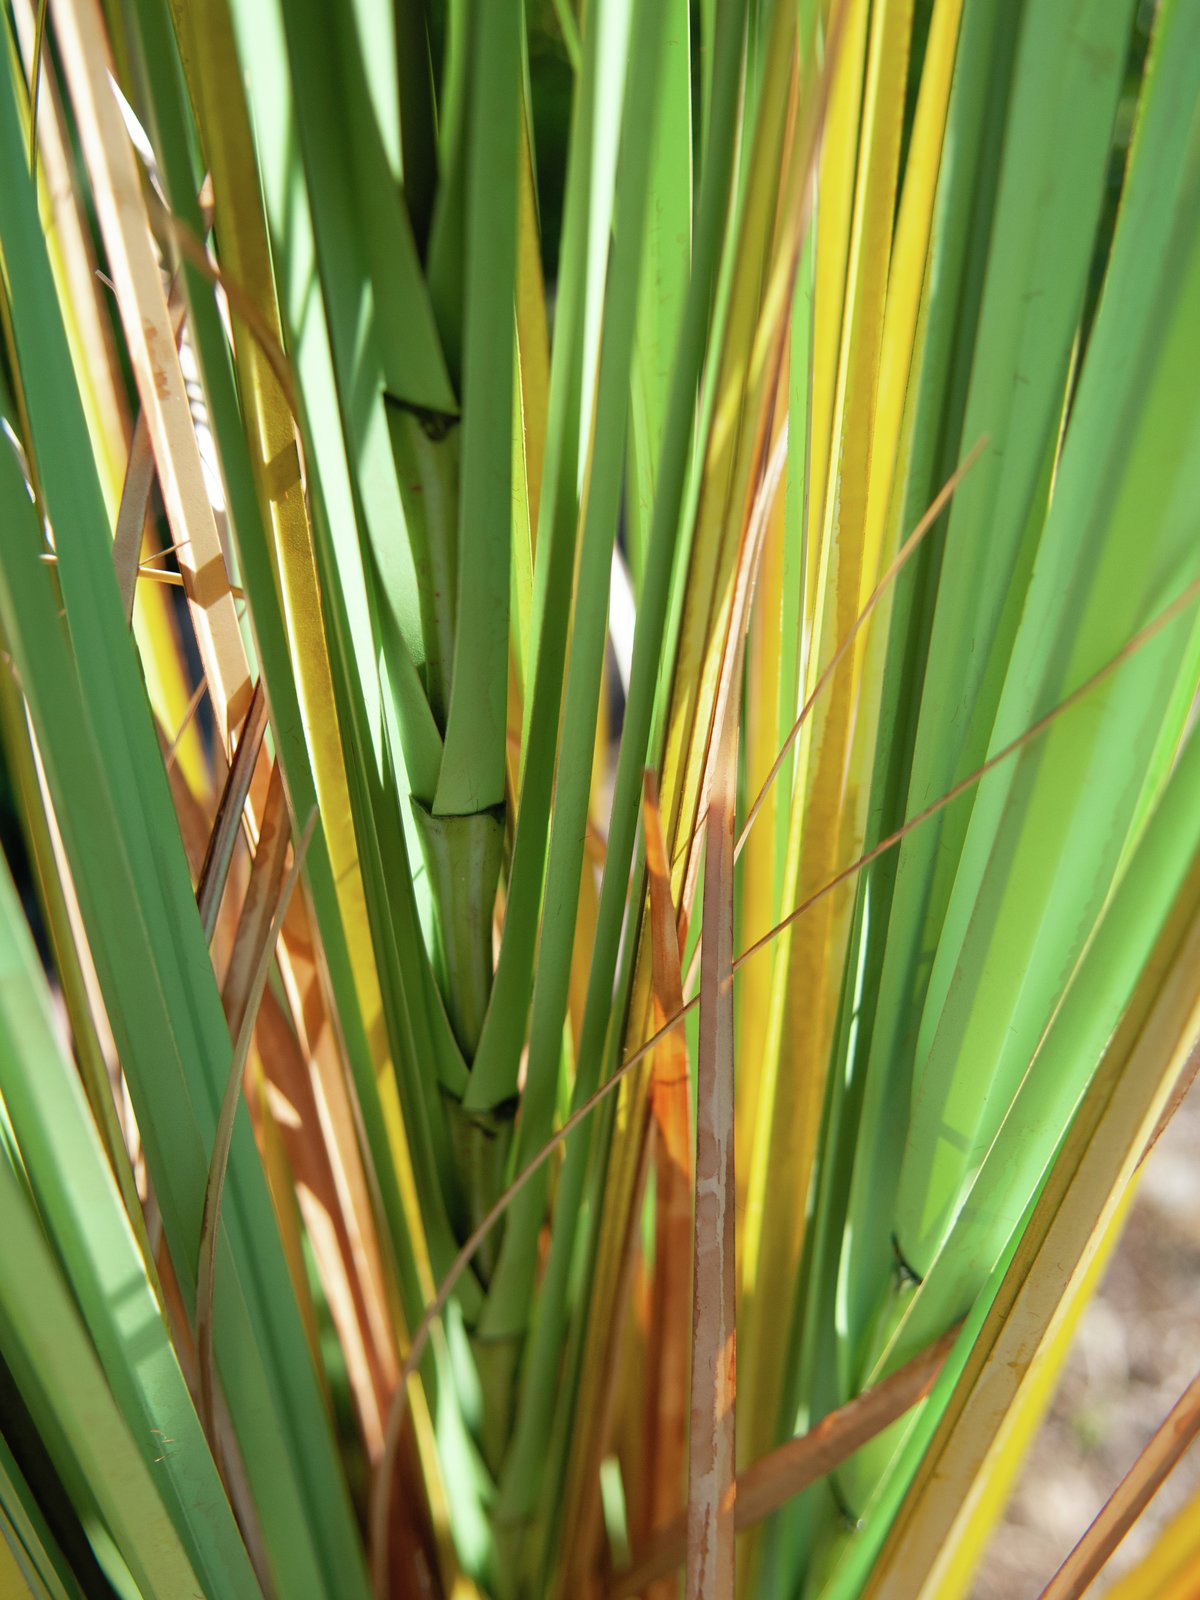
[0,1141,202,1598]
[462,0,647,1124]
[474,0,671,1357]
[224,0,479,1286]
[889,717,1200,1370]
[0,854,262,1598]
[822,0,1200,1538]
[625,0,690,589]
[433,0,519,819]
[892,0,1200,1280]
[0,69,369,1594]
[166,0,438,1354]
[250,0,451,808]
[839,0,1136,1366]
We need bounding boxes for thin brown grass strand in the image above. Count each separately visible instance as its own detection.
[669,435,986,883]
[735,570,1200,971]
[679,422,955,1005]
[735,434,989,862]
[164,673,209,773]
[1036,1367,1200,1600]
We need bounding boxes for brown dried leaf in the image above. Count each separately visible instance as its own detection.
[687,707,738,1600]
